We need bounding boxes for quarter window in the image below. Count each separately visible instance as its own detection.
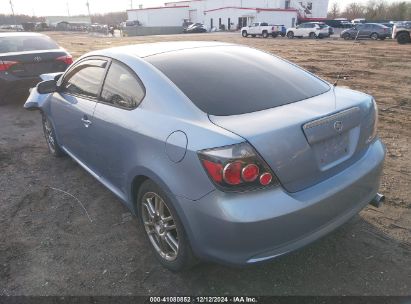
[101,61,145,109]
[62,59,107,99]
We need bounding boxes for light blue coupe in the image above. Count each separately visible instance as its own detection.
[24,42,385,271]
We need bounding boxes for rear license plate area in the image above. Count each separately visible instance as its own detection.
[313,132,350,168]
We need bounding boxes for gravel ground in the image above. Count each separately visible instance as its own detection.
[0,32,410,296]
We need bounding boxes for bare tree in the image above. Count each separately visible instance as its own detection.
[343,2,366,20]
[328,2,340,19]
[335,1,411,21]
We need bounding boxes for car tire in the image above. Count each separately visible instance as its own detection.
[262,31,268,38]
[242,30,248,37]
[342,33,351,40]
[396,32,411,44]
[137,180,198,272]
[287,31,294,39]
[370,32,379,40]
[309,32,317,39]
[42,114,65,157]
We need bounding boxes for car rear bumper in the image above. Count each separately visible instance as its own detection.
[0,73,41,100]
[177,139,385,265]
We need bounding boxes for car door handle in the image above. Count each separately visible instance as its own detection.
[81,117,92,127]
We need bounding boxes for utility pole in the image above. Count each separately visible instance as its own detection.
[86,1,91,19]
[67,1,70,16]
[9,0,17,25]
[130,0,133,9]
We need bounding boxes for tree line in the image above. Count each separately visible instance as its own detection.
[328,1,411,21]
[0,12,127,25]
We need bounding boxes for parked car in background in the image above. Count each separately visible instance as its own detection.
[324,19,352,28]
[286,22,330,39]
[381,22,394,34]
[241,22,274,38]
[323,24,334,36]
[270,24,287,37]
[392,21,411,44]
[269,24,287,38]
[0,32,72,103]
[352,18,366,24]
[341,23,391,40]
[24,41,385,271]
[0,24,24,31]
[184,23,207,33]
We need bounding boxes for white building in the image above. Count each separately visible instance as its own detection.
[127,0,329,30]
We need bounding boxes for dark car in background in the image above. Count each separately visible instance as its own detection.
[184,23,207,33]
[0,32,72,103]
[324,19,352,29]
[340,23,391,40]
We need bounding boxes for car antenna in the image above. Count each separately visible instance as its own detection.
[334,27,361,86]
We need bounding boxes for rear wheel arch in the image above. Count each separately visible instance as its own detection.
[131,175,150,212]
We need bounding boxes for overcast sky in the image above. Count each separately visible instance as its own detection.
[0,0,405,16]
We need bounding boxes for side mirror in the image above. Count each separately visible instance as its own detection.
[37,79,58,94]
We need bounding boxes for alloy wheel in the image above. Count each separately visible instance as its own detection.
[142,192,179,261]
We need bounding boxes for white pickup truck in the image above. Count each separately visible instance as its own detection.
[241,22,282,38]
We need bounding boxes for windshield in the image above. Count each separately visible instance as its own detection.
[147,46,330,116]
[0,35,59,53]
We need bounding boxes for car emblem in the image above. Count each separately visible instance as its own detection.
[334,121,343,133]
[33,56,42,62]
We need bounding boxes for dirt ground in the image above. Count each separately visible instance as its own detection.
[0,32,410,296]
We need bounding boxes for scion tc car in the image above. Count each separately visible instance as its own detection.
[24,42,385,271]
[0,32,72,103]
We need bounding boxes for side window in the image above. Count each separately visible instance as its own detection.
[62,59,107,99]
[101,61,145,109]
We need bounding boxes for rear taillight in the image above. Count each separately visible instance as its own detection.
[56,55,73,66]
[198,142,279,191]
[0,60,19,71]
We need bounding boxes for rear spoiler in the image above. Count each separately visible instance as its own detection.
[40,72,64,82]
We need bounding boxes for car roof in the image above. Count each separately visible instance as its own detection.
[93,41,235,58]
[0,32,46,38]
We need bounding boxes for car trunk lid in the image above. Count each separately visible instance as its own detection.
[1,50,68,77]
[208,88,376,193]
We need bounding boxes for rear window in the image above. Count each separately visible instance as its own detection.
[147,46,330,116]
[0,35,59,53]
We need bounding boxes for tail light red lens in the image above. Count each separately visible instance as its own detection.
[242,164,259,182]
[202,160,223,183]
[0,60,19,71]
[260,173,273,186]
[198,142,279,192]
[223,161,242,185]
[56,55,73,66]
